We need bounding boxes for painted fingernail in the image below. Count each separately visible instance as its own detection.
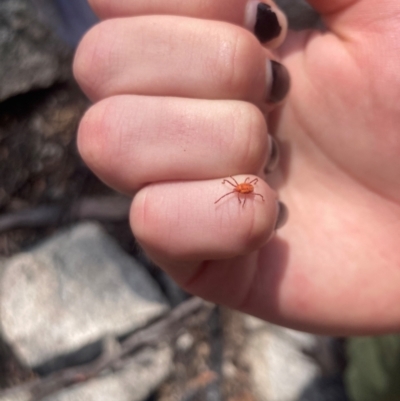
[275,201,288,230]
[267,60,290,103]
[264,135,280,173]
[255,3,282,43]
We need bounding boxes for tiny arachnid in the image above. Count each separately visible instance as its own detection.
[214,176,265,207]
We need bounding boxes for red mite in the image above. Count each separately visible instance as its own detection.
[214,176,265,207]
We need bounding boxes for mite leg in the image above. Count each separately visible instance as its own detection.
[222,179,237,188]
[214,191,236,204]
[253,193,265,201]
[230,176,239,186]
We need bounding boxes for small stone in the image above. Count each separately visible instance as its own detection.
[176,332,194,352]
[243,317,319,401]
[222,361,237,379]
[0,222,169,370]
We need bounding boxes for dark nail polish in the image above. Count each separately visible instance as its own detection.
[269,60,290,103]
[254,3,282,43]
[275,201,288,230]
[265,135,280,174]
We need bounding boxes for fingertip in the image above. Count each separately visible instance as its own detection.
[73,23,103,101]
[77,105,105,174]
[130,186,150,246]
[130,179,278,266]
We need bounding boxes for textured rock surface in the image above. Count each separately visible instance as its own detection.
[0,0,71,102]
[243,316,319,401]
[0,222,169,369]
[0,81,88,210]
[42,346,172,401]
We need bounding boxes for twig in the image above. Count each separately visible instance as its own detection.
[0,205,61,232]
[0,195,131,233]
[0,297,212,401]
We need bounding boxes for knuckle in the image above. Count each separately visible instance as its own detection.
[205,29,239,91]
[207,27,262,97]
[231,104,268,171]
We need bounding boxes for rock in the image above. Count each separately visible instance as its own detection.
[0,222,169,371]
[243,316,319,401]
[275,0,322,30]
[0,389,31,401]
[0,1,90,222]
[0,0,71,102]
[42,346,172,401]
[0,0,87,213]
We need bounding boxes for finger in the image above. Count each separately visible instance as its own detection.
[78,96,272,193]
[88,0,287,48]
[74,16,290,105]
[130,176,278,284]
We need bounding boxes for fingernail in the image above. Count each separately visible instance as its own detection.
[267,60,290,103]
[254,3,282,43]
[275,201,288,230]
[264,135,280,173]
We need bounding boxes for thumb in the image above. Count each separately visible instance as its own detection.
[306,0,400,35]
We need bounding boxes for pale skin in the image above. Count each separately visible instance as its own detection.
[74,0,400,335]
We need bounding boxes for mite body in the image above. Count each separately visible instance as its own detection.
[214,176,265,207]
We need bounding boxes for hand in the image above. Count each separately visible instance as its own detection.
[74,0,400,335]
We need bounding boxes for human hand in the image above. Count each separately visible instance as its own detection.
[74,0,400,335]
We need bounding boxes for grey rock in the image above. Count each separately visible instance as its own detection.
[275,0,322,30]
[0,389,31,401]
[42,346,172,401]
[0,222,169,370]
[243,316,319,401]
[0,0,72,102]
[0,0,87,211]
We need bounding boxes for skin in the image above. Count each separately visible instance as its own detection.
[74,0,400,335]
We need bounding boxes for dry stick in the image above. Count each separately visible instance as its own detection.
[0,195,132,233]
[0,204,62,232]
[0,297,211,401]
